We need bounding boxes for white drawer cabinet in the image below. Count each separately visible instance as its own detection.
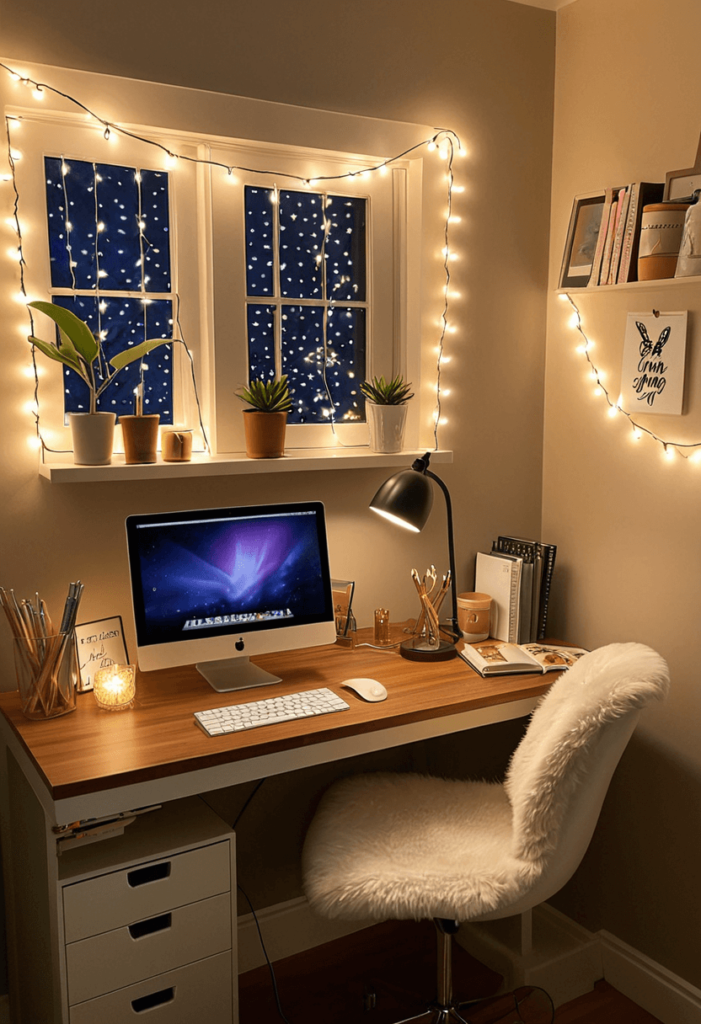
[69,952,232,1024]
[1,785,238,1024]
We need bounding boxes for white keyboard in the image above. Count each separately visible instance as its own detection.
[194,687,350,737]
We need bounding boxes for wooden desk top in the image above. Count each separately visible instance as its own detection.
[0,631,554,805]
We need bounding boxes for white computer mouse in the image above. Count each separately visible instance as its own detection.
[341,677,388,702]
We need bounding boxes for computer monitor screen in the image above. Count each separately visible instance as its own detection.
[126,501,336,692]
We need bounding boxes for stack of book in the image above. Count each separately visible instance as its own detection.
[588,182,664,286]
[474,537,556,644]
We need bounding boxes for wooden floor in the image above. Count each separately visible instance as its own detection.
[238,920,663,1024]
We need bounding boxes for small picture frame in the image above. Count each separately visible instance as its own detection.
[74,616,129,692]
[664,132,701,202]
[331,579,355,640]
[559,191,607,288]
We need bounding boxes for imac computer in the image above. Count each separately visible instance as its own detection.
[126,500,336,692]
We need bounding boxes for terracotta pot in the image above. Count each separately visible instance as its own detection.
[69,412,116,466]
[366,403,407,453]
[242,410,287,458]
[120,414,160,464]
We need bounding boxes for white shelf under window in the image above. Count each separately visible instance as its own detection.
[38,447,453,483]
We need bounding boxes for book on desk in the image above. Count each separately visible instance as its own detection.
[461,641,588,677]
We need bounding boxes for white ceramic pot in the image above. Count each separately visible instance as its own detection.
[69,412,116,466]
[366,403,407,453]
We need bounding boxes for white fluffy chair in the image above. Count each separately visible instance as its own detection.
[302,643,670,1023]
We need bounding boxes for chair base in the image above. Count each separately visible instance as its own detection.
[391,1005,470,1024]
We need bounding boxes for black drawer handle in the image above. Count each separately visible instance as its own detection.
[127,861,171,887]
[128,912,172,939]
[131,987,175,1012]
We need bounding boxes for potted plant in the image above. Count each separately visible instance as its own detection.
[360,374,414,453]
[28,301,171,466]
[236,376,292,458]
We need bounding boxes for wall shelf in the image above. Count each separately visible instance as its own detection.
[38,447,453,483]
[558,276,700,295]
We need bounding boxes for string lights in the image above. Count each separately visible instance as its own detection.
[0,60,463,458]
[561,292,701,464]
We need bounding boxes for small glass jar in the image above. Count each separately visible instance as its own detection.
[374,608,391,646]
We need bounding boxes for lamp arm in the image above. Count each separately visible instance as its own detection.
[424,467,459,641]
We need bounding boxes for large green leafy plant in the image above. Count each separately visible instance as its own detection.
[27,301,171,415]
[236,376,293,413]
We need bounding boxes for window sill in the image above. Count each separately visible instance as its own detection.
[38,447,453,483]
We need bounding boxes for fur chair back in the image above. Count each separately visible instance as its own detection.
[503,642,669,887]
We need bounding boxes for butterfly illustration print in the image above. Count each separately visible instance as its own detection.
[633,321,670,406]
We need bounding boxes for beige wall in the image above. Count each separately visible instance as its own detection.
[544,0,701,988]
[0,0,554,960]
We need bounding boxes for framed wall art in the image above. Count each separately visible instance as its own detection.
[620,311,688,416]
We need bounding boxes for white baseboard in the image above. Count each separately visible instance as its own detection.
[237,896,373,974]
[238,897,701,1023]
[600,930,701,1024]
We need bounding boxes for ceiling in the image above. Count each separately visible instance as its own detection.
[508,0,577,9]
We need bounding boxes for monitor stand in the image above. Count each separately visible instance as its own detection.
[195,657,282,693]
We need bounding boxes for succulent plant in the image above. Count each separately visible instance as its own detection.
[360,374,414,405]
[236,375,292,413]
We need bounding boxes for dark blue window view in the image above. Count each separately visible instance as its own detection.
[244,184,367,424]
[44,157,173,420]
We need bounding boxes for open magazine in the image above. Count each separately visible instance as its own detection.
[460,641,588,677]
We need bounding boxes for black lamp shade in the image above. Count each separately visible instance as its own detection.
[369,469,433,532]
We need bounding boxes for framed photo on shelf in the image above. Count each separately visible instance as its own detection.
[664,132,701,202]
[559,191,607,288]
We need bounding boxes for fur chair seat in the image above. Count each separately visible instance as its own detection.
[303,642,669,924]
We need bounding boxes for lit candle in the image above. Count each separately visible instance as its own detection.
[93,664,136,711]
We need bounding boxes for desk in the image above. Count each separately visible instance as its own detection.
[0,632,555,1023]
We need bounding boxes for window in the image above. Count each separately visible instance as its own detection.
[11,79,430,462]
[44,155,174,421]
[244,185,367,424]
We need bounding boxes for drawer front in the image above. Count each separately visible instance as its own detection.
[66,892,231,1005]
[69,951,233,1024]
[63,840,231,942]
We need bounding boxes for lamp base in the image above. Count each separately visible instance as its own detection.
[399,638,458,662]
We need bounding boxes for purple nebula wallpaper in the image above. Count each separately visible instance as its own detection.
[132,511,328,646]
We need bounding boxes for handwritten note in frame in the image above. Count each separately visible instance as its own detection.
[74,616,129,692]
[620,312,688,416]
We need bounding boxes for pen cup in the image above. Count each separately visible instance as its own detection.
[14,633,78,720]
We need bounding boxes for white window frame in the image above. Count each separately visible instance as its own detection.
[5,65,439,465]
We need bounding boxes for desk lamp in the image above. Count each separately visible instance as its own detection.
[369,452,459,661]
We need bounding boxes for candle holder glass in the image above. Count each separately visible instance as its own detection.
[14,633,78,720]
[93,664,136,711]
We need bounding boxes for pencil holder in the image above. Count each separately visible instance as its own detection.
[14,632,78,720]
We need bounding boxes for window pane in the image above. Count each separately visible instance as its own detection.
[281,305,365,424]
[244,186,274,296]
[246,303,276,380]
[53,294,173,421]
[325,195,366,302]
[44,157,171,292]
[279,190,324,300]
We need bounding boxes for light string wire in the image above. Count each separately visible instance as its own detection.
[1,62,461,454]
[562,291,701,462]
